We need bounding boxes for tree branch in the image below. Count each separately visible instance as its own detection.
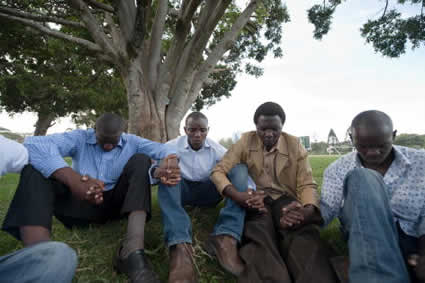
[188,0,259,108]
[68,0,118,60]
[0,6,85,28]
[382,0,389,18]
[0,12,103,53]
[84,0,114,13]
[148,0,168,89]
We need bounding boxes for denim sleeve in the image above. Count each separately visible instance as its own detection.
[24,130,84,178]
[320,165,344,227]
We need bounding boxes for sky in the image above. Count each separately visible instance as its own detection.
[1,0,424,142]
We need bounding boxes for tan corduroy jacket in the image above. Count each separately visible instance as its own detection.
[210,131,318,207]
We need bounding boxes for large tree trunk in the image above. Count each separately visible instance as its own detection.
[34,112,55,136]
[123,59,168,142]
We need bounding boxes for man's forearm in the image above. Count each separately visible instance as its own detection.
[52,167,82,188]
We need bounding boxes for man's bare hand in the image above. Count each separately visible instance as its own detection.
[155,154,181,186]
[280,201,304,229]
[224,186,267,213]
[80,175,104,205]
[246,190,267,213]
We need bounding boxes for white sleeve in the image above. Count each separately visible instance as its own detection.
[0,135,29,176]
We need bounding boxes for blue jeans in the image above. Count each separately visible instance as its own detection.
[0,241,77,283]
[340,168,410,283]
[158,164,248,247]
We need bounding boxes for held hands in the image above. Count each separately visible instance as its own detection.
[279,202,320,230]
[224,186,267,213]
[154,154,181,186]
[80,175,104,205]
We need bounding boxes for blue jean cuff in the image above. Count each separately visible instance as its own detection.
[211,231,241,243]
[166,239,193,248]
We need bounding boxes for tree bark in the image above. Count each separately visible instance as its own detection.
[34,112,55,136]
[122,59,169,142]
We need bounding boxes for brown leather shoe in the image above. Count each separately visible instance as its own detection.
[168,243,197,283]
[206,235,245,276]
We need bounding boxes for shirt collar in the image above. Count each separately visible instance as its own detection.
[183,136,210,151]
[86,128,125,148]
[354,145,411,168]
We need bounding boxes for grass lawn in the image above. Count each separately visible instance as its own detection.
[0,155,346,283]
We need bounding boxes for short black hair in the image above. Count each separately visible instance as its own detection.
[96,113,124,133]
[351,110,393,133]
[253,102,286,125]
[185,111,208,125]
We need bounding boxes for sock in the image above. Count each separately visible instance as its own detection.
[121,210,146,258]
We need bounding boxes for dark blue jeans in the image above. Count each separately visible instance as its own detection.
[341,168,411,283]
[0,241,77,283]
[158,164,248,247]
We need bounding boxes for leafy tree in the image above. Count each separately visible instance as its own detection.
[394,133,425,148]
[308,0,425,57]
[0,1,289,141]
[0,20,127,135]
[218,137,234,149]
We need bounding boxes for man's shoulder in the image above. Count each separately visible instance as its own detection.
[325,152,357,175]
[395,145,425,159]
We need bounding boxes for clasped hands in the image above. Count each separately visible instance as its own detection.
[153,154,181,186]
[280,201,319,230]
[224,185,267,213]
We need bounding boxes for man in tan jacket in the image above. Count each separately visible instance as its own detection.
[211,102,338,283]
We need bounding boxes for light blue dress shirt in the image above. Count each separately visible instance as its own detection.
[320,145,425,237]
[151,135,255,188]
[24,129,175,191]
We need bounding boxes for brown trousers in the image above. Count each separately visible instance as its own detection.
[238,195,338,283]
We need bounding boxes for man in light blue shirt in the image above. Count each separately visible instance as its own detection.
[2,113,179,283]
[153,112,256,282]
[0,135,77,283]
[320,110,425,283]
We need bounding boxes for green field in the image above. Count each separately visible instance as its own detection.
[0,155,345,283]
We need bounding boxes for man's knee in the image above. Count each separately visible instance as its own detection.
[343,168,386,202]
[32,241,78,266]
[127,154,151,168]
[227,164,248,192]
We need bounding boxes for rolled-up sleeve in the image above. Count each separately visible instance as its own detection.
[296,142,319,207]
[211,139,246,195]
[24,131,83,178]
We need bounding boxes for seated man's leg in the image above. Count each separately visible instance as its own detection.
[0,241,77,283]
[238,201,291,283]
[208,164,248,275]
[108,154,160,282]
[342,168,409,283]
[2,165,66,245]
[158,178,198,283]
[272,196,338,283]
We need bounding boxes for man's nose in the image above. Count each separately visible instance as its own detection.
[264,130,274,137]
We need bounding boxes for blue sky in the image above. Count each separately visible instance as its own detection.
[1,0,424,142]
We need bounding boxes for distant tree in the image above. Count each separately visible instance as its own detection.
[310,141,328,155]
[308,0,425,57]
[394,133,425,148]
[219,137,234,149]
[0,20,127,135]
[0,1,289,141]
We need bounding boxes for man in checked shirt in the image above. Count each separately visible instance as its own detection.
[320,110,425,283]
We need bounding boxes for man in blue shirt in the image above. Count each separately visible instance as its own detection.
[320,110,425,283]
[2,113,179,283]
[153,112,261,282]
[0,135,77,283]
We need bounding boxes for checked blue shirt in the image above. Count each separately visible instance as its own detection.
[24,129,175,191]
[320,145,425,237]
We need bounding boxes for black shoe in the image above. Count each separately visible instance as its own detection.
[114,247,161,283]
